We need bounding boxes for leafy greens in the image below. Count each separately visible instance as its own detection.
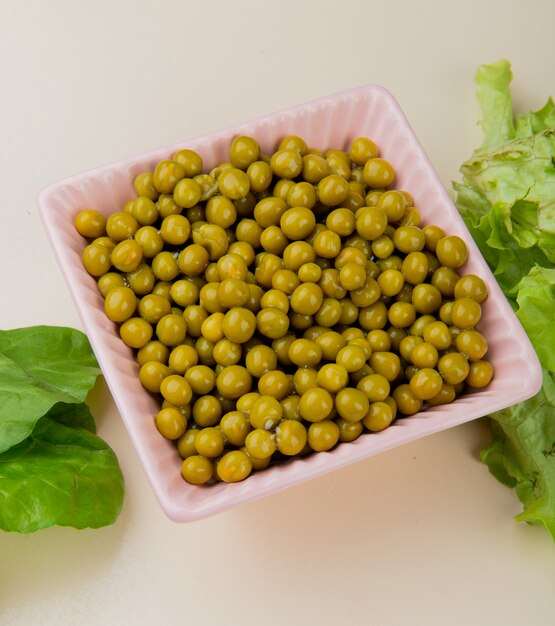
[454,60,555,538]
[0,326,100,453]
[0,326,124,533]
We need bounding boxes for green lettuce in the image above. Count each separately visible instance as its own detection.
[515,267,555,372]
[454,60,555,538]
[0,326,124,532]
[0,404,124,533]
[474,59,515,150]
[0,326,100,453]
[480,370,555,536]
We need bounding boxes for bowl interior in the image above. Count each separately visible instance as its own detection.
[38,85,542,522]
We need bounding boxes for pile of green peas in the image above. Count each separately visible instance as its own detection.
[75,133,493,486]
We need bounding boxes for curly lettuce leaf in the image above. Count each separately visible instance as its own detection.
[455,184,550,297]
[475,59,515,149]
[515,97,555,137]
[457,59,555,271]
[459,131,555,264]
[515,267,555,371]
[0,326,100,453]
[481,370,555,537]
[0,403,124,533]
[455,60,555,539]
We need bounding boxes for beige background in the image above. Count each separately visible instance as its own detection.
[1,1,554,624]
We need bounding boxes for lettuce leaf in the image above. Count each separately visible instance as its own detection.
[515,98,555,137]
[454,60,555,539]
[515,267,555,372]
[0,326,124,532]
[0,326,100,453]
[481,370,555,537]
[475,59,515,149]
[458,131,555,265]
[46,400,97,433]
[0,403,124,533]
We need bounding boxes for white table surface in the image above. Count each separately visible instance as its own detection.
[1,1,554,624]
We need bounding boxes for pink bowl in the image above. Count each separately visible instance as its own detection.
[38,85,542,522]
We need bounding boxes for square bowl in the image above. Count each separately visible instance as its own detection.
[38,85,542,522]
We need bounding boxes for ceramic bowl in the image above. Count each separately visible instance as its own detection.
[38,85,542,522]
